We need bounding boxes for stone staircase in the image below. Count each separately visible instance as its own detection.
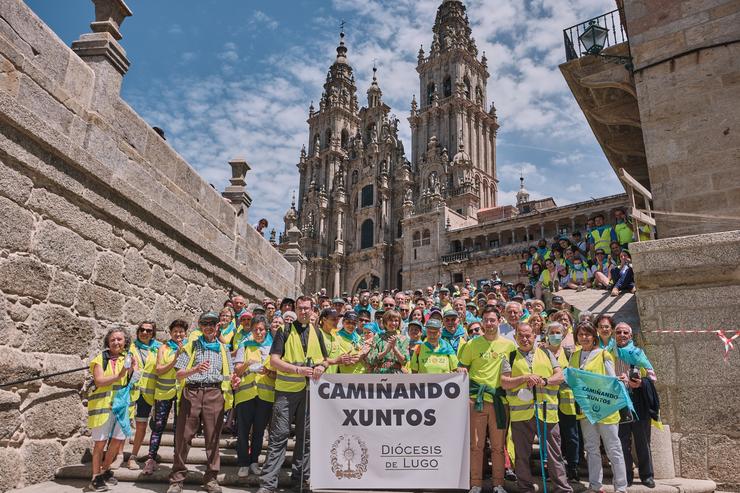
[559,289,641,332]
[10,414,717,493]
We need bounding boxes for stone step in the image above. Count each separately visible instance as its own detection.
[139,433,296,451]
[29,477,718,493]
[137,445,293,468]
[56,463,293,487]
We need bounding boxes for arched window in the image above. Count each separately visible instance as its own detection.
[443,76,452,98]
[352,169,359,184]
[413,231,421,247]
[475,86,483,105]
[366,122,377,143]
[361,219,374,249]
[397,219,403,238]
[324,128,332,149]
[422,229,431,246]
[452,239,462,252]
[427,82,436,104]
[341,129,349,149]
[361,184,374,207]
[463,76,471,99]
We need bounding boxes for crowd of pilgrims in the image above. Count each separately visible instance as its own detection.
[86,271,659,493]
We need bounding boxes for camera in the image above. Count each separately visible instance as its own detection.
[629,367,641,381]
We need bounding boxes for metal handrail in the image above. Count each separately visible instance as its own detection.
[563,9,627,61]
[0,366,88,388]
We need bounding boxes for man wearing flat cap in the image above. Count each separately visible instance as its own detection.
[169,312,240,493]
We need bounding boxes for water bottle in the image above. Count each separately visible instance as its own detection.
[124,353,132,369]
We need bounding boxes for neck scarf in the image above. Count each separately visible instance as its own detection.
[166,339,186,351]
[442,324,466,341]
[338,328,361,345]
[220,320,236,337]
[242,332,273,348]
[424,339,455,355]
[134,338,162,352]
[198,335,222,353]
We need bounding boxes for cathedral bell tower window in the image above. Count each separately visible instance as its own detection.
[443,76,452,98]
[427,82,436,105]
[360,219,374,249]
[361,184,374,208]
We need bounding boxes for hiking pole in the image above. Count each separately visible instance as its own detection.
[299,357,313,493]
[533,386,548,493]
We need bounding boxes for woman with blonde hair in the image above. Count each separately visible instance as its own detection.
[366,310,409,373]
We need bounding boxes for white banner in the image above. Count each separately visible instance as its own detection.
[309,373,470,490]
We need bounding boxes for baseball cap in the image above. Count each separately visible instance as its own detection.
[552,295,564,304]
[199,311,219,323]
[343,311,358,322]
[407,320,423,330]
[332,297,345,305]
[443,309,458,318]
[426,318,442,330]
[439,287,450,293]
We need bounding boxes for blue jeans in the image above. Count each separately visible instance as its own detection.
[558,411,579,469]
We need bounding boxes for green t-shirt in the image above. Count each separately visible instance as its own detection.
[411,343,459,374]
[459,336,516,402]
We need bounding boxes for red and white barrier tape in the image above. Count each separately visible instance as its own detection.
[647,329,739,362]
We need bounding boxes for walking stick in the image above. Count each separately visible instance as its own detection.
[533,386,548,493]
[299,357,313,493]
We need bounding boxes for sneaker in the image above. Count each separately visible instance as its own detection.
[493,485,508,493]
[167,483,184,493]
[101,469,118,486]
[142,458,157,475]
[126,455,140,470]
[249,463,261,475]
[504,468,517,482]
[237,466,250,478]
[204,479,223,493]
[89,475,109,492]
[469,487,483,493]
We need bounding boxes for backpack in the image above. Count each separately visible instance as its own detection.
[80,350,111,407]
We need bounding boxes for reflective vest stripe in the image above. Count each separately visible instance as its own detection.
[276,374,305,383]
[88,408,111,416]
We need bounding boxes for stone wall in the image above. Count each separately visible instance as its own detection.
[624,0,740,238]
[631,231,740,490]
[0,1,298,490]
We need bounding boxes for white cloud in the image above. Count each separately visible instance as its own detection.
[127,0,623,231]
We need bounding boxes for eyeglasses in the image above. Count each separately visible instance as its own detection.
[201,322,217,327]
[598,324,611,329]
[359,318,370,323]
[138,328,153,334]
[383,303,395,308]
[399,308,409,312]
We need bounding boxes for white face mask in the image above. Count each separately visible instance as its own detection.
[548,333,563,346]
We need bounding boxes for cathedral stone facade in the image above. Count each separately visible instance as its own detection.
[286,0,629,294]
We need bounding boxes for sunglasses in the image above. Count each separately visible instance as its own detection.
[359,318,370,323]
[138,328,153,334]
[201,322,218,327]
[383,303,395,307]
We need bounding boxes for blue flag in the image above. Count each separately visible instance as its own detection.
[111,380,134,438]
[564,367,635,424]
[615,341,653,370]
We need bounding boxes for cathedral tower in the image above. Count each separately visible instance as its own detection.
[409,0,499,216]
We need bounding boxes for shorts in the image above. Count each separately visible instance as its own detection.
[135,395,153,422]
[90,412,126,442]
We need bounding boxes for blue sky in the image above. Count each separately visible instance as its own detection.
[28,0,622,233]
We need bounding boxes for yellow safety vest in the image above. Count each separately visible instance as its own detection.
[638,224,651,241]
[275,324,324,392]
[589,227,614,252]
[505,349,559,423]
[540,269,557,289]
[129,342,158,406]
[231,327,251,352]
[153,345,179,402]
[182,340,234,411]
[320,329,343,374]
[569,348,619,425]
[256,358,276,403]
[234,346,259,406]
[87,353,134,429]
[555,349,576,415]
[570,267,589,283]
[614,222,633,245]
[337,334,367,374]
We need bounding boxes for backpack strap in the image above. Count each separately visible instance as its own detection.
[508,349,518,368]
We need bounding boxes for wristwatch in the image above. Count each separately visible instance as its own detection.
[543,378,549,386]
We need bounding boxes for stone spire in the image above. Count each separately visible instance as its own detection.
[319,29,358,113]
[516,171,530,205]
[429,0,478,58]
[367,64,382,108]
